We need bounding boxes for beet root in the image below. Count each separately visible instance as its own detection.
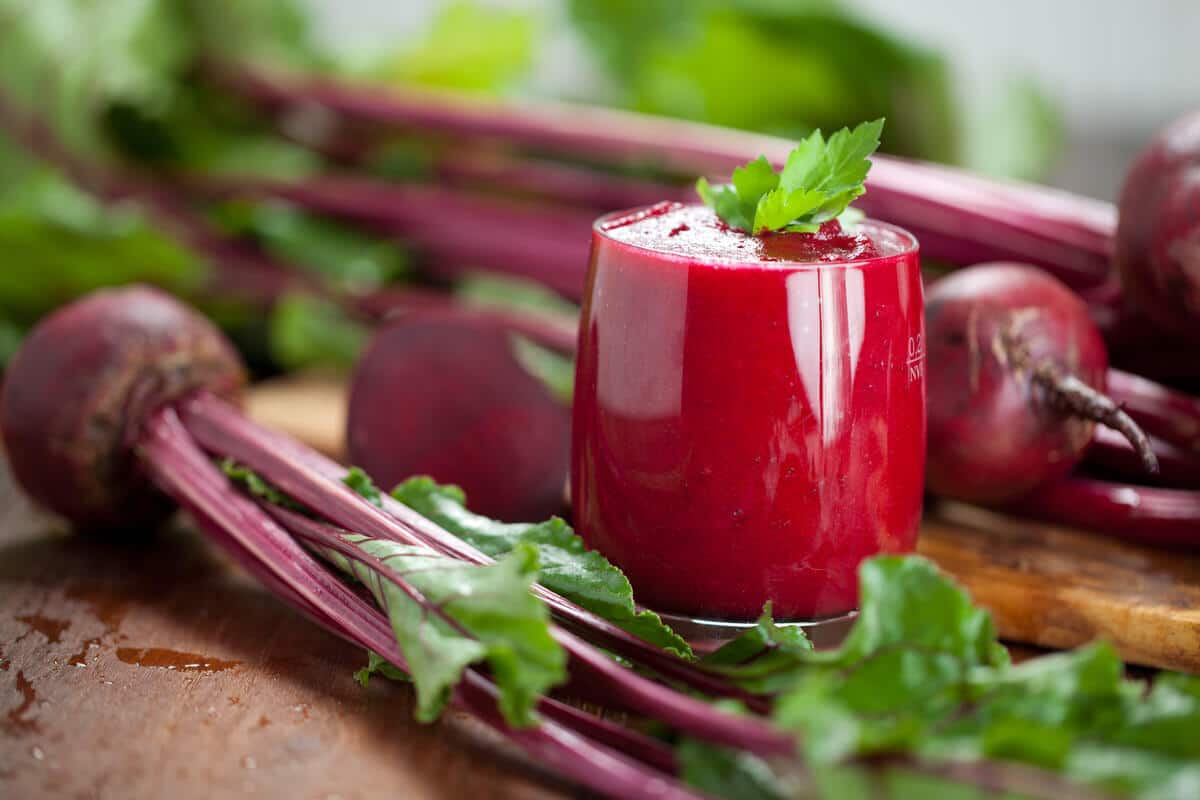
[0,286,245,529]
[1115,111,1200,341]
[347,309,570,522]
[926,263,1154,504]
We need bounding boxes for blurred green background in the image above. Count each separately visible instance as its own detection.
[0,0,1191,372]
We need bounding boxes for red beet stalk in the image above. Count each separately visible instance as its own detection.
[1107,369,1200,453]
[1086,425,1200,488]
[217,64,1115,289]
[1004,477,1200,549]
[0,84,581,353]
[438,151,692,210]
[176,390,772,714]
[137,408,688,792]
[181,173,595,298]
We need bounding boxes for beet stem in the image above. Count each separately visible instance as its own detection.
[131,398,1118,800]
[137,406,699,799]
[1086,426,1200,488]
[216,63,1116,287]
[1005,477,1200,548]
[1108,369,1200,453]
[180,390,762,703]
[177,393,784,738]
[264,503,680,774]
[180,173,594,300]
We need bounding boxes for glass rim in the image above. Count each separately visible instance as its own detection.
[591,202,920,270]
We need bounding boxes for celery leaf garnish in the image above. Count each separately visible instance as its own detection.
[698,119,884,234]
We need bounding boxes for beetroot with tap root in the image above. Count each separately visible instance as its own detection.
[925,263,1156,504]
[0,286,245,529]
[347,309,571,522]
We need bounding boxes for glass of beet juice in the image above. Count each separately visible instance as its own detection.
[571,201,924,642]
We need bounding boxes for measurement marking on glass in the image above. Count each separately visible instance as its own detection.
[906,334,925,383]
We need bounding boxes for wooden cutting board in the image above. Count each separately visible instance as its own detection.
[0,468,567,799]
[247,374,1200,674]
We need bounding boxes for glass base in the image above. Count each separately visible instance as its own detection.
[657,609,858,654]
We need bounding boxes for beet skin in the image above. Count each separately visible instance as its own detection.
[0,286,245,529]
[925,264,1110,503]
[1115,111,1200,341]
[347,309,570,522]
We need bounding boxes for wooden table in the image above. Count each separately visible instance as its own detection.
[0,469,569,799]
[6,370,1197,799]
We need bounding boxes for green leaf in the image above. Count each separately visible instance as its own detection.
[0,170,206,325]
[343,467,384,508]
[183,0,322,70]
[572,2,960,162]
[700,604,814,693]
[703,604,812,668]
[962,76,1063,182]
[695,177,752,232]
[354,650,410,688]
[0,0,191,158]
[751,187,825,234]
[732,155,780,199]
[215,202,412,291]
[697,119,883,234]
[756,555,1200,798]
[678,738,791,800]
[221,463,563,725]
[510,335,576,405]
[220,459,306,511]
[364,1,538,94]
[769,558,1009,763]
[0,317,24,368]
[455,272,580,320]
[322,535,565,726]
[828,556,1009,670]
[0,0,324,180]
[267,293,369,372]
[391,477,693,659]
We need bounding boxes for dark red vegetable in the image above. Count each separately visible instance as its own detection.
[0,286,245,528]
[925,263,1156,504]
[346,310,571,522]
[1115,111,1200,342]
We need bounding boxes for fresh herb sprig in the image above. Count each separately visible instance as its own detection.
[697,119,884,234]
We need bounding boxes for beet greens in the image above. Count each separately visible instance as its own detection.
[4,287,1200,798]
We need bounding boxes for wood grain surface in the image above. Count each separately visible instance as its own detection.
[0,471,569,800]
[921,502,1200,673]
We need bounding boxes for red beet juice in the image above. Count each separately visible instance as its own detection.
[571,201,925,622]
